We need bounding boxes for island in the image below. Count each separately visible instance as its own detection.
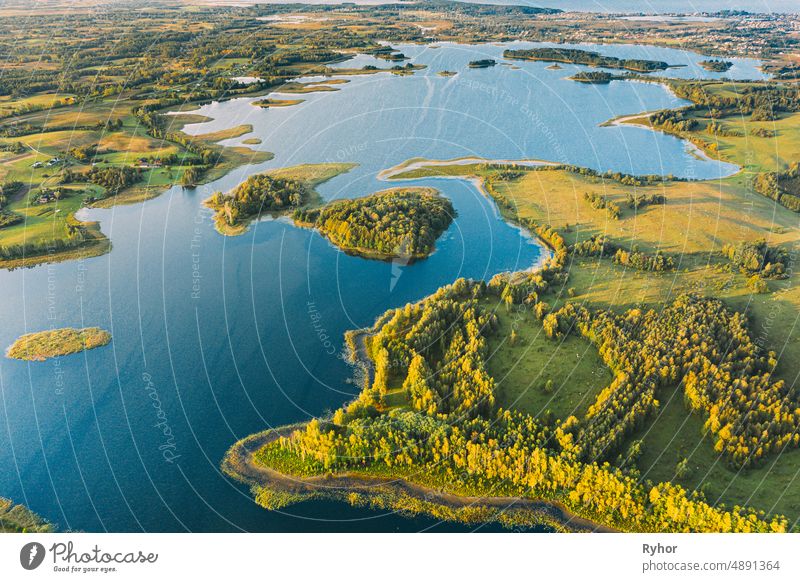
[293,187,455,261]
[569,71,618,84]
[503,47,671,72]
[7,327,112,361]
[468,59,497,68]
[204,163,356,235]
[699,59,733,72]
[252,98,304,108]
[437,70,457,77]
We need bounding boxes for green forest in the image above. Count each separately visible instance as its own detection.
[294,188,454,260]
[503,48,671,72]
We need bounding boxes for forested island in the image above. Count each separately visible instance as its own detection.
[699,59,733,72]
[204,164,355,235]
[293,188,455,260]
[569,71,618,84]
[503,48,671,72]
[468,59,497,68]
[6,327,111,361]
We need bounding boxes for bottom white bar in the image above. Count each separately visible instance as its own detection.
[0,533,797,581]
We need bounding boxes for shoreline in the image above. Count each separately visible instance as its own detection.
[222,423,616,534]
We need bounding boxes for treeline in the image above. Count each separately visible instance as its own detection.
[299,189,455,259]
[671,82,800,120]
[503,48,670,73]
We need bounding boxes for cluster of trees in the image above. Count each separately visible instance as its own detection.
[0,141,26,154]
[722,239,790,279]
[571,235,616,257]
[503,48,670,72]
[613,248,675,272]
[468,59,496,68]
[753,162,800,213]
[88,166,141,194]
[751,127,776,138]
[360,279,496,418]
[0,181,24,229]
[307,190,455,259]
[68,143,98,163]
[627,192,666,210]
[583,192,620,219]
[208,173,307,227]
[698,60,733,72]
[649,109,699,132]
[0,232,85,260]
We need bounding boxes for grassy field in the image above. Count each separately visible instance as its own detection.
[482,297,612,421]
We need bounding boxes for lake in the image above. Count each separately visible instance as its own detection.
[0,41,754,532]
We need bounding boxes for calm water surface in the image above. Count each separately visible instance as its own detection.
[0,42,751,532]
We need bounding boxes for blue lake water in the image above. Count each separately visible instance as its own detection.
[0,42,752,532]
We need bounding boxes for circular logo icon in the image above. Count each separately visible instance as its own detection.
[20,542,46,570]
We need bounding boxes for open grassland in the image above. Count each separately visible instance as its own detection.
[482,297,613,421]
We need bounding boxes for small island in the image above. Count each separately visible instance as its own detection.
[7,327,111,361]
[504,47,671,72]
[699,59,733,72]
[569,71,618,84]
[437,70,457,77]
[293,187,455,261]
[205,164,356,235]
[468,59,496,68]
[252,98,304,108]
